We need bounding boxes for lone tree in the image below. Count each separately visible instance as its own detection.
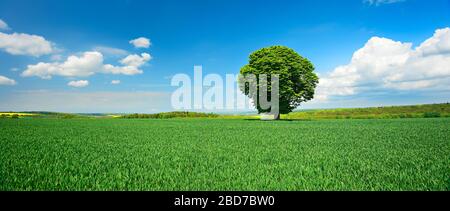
[239,46,319,120]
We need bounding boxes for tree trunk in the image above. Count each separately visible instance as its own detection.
[274,113,281,120]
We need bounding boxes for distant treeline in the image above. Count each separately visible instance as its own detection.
[122,111,219,119]
[2,103,449,120]
[284,103,450,120]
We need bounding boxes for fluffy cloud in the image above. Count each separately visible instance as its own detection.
[316,27,450,101]
[22,51,151,79]
[415,28,450,56]
[129,37,151,48]
[22,51,103,79]
[0,19,10,30]
[103,53,151,75]
[68,80,89,88]
[102,65,143,75]
[0,75,16,85]
[0,32,54,56]
[364,0,405,6]
[111,80,121,85]
[120,53,151,67]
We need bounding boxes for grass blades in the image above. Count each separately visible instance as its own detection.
[0,118,449,191]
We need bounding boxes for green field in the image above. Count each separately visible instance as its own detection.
[1,118,449,191]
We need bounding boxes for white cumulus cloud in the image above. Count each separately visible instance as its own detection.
[120,53,151,67]
[68,80,89,88]
[22,51,104,79]
[415,28,450,56]
[315,27,450,101]
[0,32,54,57]
[22,51,151,79]
[103,53,151,75]
[0,75,16,85]
[102,65,144,75]
[129,37,151,48]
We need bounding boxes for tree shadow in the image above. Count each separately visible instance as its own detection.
[244,119,312,122]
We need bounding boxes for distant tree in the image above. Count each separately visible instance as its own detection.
[239,46,319,120]
[11,114,19,119]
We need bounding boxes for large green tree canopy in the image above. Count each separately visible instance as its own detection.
[239,46,319,117]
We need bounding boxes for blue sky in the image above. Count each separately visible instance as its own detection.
[0,0,449,113]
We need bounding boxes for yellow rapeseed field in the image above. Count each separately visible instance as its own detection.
[0,113,37,117]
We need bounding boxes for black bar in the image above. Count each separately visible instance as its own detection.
[0,191,447,209]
